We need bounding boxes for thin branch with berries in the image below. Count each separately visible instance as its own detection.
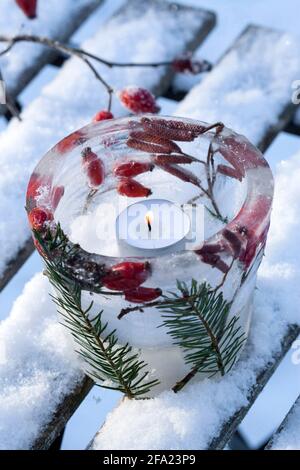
[0,33,212,113]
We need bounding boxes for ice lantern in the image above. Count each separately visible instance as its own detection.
[26,116,274,397]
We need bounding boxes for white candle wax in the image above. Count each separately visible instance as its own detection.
[116,199,191,251]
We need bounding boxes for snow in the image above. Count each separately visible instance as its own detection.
[0,273,82,450]
[1,0,300,451]
[270,398,300,450]
[2,138,300,450]
[91,145,300,449]
[0,0,206,276]
[0,0,100,91]
[176,27,300,144]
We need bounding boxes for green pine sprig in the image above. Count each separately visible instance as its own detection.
[34,226,159,398]
[159,280,245,392]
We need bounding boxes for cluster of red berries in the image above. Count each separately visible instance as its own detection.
[118,87,160,114]
[114,160,154,198]
[93,110,114,122]
[15,0,37,19]
[80,147,154,198]
[102,261,161,303]
[92,87,160,125]
[26,173,64,232]
[172,55,212,74]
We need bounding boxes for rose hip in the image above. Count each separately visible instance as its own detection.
[82,147,105,188]
[93,110,114,122]
[102,261,151,291]
[26,174,51,201]
[57,131,85,154]
[124,287,162,303]
[15,0,37,19]
[117,179,152,197]
[28,207,53,231]
[51,186,64,210]
[114,161,154,178]
[118,87,160,114]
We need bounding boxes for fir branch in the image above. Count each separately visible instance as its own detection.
[35,227,159,398]
[159,280,245,392]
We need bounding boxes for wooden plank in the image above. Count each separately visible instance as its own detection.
[178,25,300,450]
[88,326,300,451]
[284,120,300,136]
[205,28,300,448]
[209,325,300,450]
[226,25,300,153]
[0,0,215,294]
[30,376,93,450]
[88,25,300,451]
[0,239,34,292]
[0,1,103,116]
[176,24,300,151]
[0,1,216,450]
[264,395,300,450]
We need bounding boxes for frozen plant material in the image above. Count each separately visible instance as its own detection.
[27,115,273,396]
[0,0,206,276]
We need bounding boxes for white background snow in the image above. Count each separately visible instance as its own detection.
[0,0,300,450]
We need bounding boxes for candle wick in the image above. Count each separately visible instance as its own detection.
[147,220,152,232]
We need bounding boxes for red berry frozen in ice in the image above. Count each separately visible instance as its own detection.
[114,161,154,178]
[26,174,51,200]
[28,207,53,231]
[118,86,160,114]
[26,173,42,201]
[102,261,151,291]
[51,186,64,210]
[26,173,53,211]
[117,178,152,197]
[81,147,105,188]
[93,110,114,122]
[15,0,37,19]
[124,287,162,303]
[56,131,85,154]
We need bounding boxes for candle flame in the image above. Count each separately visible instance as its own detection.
[145,211,153,232]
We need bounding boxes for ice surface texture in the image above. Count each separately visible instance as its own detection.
[0,0,206,277]
[26,115,273,392]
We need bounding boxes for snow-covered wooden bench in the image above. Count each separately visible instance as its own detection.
[0,0,103,117]
[0,0,216,449]
[265,395,300,450]
[89,24,300,450]
[0,0,215,293]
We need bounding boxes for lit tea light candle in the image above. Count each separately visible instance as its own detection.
[116,199,191,251]
[145,211,153,233]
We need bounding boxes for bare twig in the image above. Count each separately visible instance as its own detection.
[0,33,211,112]
[186,131,224,221]
[4,93,22,121]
